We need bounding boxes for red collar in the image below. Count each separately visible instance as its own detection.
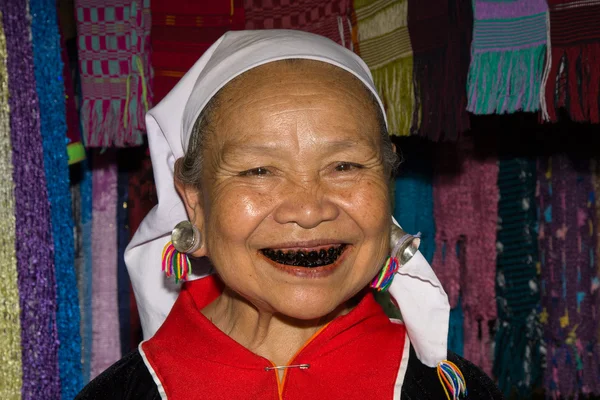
[142,275,407,399]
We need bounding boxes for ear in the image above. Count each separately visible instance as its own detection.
[392,143,396,154]
[174,159,208,258]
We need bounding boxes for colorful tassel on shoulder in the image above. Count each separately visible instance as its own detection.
[437,360,467,400]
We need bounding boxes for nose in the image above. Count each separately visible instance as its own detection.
[273,178,339,229]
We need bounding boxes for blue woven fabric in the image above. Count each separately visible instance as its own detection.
[80,158,94,384]
[393,138,464,356]
[29,0,83,397]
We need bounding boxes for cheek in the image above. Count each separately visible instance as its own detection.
[337,178,391,231]
[205,183,277,246]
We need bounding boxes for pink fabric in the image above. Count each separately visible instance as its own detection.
[90,152,121,378]
[76,0,152,147]
[244,0,352,48]
[432,138,499,375]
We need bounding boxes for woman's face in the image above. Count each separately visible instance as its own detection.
[188,61,391,320]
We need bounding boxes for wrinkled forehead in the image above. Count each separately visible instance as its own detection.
[212,59,381,112]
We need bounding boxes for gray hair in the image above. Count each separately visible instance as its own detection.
[176,69,400,188]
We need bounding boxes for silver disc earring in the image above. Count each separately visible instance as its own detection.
[371,224,421,291]
[161,221,202,283]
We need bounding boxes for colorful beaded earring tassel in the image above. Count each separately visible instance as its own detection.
[437,360,467,400]
[370,257,399,292]
[161,242,191,283]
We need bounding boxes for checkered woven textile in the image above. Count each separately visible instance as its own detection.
[76,0,152,147]
[151,0,245,103]
[244,0,352,48]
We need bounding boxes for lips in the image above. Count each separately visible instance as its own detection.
[261,244,347,268]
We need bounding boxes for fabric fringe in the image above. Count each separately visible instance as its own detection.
[80,98,145,148]
[0,12,22,399]
[544,43,600,123]
[408,0,472,141]
[432,138,499,375]
[467,45,546,114]
[372,57,414,136]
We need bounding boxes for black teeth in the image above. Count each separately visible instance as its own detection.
[261,245,346,268]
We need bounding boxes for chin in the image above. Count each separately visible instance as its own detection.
[271,287,356,321]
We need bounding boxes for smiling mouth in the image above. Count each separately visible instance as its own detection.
[260,244,347,268]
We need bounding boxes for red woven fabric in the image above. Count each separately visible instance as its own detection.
[432,137,499,375]
[544,0,600,123]
[151,0,245,103]
[407,0,472,141]
[244,0,352,47]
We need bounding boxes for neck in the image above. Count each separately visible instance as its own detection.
[201,287,352,368]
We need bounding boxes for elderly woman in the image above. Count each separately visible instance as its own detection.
[77,30,502,399]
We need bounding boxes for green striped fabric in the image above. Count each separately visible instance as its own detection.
[355,0,415,136]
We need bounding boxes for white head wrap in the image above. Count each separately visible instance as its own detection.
[125,29,449,367]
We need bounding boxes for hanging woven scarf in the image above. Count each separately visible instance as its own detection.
[0,0,61,398]
[467,0,548,115]
[151,1,245,103]
[244,0,353,47]
[76,0,152,147]
[117,161,132,356]
[494,158,543,397]
[72,159,94,384]
[538,155,600,397]
[393,138,435,262]
[30,0,83,397]
[90,152,121,379]
[542,1,600,123]
[0,13,22,399]
[354,0,414,136]
[432,137,499,375]
[407,0,472,141]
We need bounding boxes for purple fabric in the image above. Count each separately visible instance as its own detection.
[538,155,600,397]
[475,0,548,19]
[0,1,61,398]
[90,152,121,379]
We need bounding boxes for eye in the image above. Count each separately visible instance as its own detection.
[239,167,271,176]
[334,162,364,172]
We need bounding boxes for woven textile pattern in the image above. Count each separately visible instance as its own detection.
[407,0,472,141]
[151,1,245,103]
[244,0,352,47]
[30,0,83,397]
[467,0,548,114]
[0,11,22,400]
[355,0,414,136]
[538,155,600,397]
[76,0,152,147]
[494,158,543,397]
[90,152,121,379]
[1,0,62,397]
[432,138,499,375]
[542,0,600,123]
